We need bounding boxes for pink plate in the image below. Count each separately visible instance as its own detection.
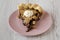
[9,10,53,36]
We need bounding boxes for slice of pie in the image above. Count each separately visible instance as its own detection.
[18,3,43,32]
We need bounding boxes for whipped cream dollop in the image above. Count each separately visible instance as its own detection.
[24,10,33,17]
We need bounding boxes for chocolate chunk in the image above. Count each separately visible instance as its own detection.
[26,19,36,32]
[29,20,32,25]
[36,10,38,12]
[32,19,36,21]
[29,19,35,25]
[26,25,33,32]
[35,13,38,16]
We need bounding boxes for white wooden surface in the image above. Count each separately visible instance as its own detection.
[0,0,60,40]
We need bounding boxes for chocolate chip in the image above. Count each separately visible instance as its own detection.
[32,19,35,21]
[35,13,38,16]
[36,10,38,12]
[26,25,33,32]
[29,20,32,25]
[29,19,35,25]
